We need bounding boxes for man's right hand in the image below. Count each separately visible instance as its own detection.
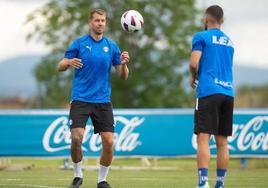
[68,58,83,69]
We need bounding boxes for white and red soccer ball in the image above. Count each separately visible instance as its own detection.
[121,10,144,33]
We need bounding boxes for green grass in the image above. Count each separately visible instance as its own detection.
[0,158,268,188]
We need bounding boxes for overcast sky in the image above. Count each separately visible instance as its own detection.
[0,0,268,68]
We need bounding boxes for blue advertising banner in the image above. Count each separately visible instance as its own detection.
[0,109,267,157]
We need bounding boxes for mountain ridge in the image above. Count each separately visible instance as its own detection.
[0,55,267,98]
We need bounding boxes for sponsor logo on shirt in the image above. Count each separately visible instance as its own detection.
[214,78,233,88]
[212,36,233,47]
[86,45,92,51]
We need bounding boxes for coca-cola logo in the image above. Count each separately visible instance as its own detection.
[42,116,144,153]
[192,116,268,152]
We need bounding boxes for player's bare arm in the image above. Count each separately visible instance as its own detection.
[57,58,83,72]
[189,50,202,88]
[115,51,130,80]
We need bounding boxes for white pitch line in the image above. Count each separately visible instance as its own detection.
[55,179,69,181]
[131,177,160,181]
[0,184,65,188]
[6,179,22,181]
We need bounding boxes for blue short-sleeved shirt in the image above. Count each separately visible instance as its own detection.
[64,35,121,103]
[192,28,234,98]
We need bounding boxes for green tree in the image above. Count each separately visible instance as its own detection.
[235,84,268,108]
[26,0,200,108]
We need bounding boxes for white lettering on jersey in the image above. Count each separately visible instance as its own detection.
[212,36,233,47]
[214,78,233,88]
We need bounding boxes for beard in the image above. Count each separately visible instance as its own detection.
[204,23,208,30]
[92,27,104,35]
[94,30,103,35]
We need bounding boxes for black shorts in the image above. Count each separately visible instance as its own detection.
[194,94,234,136]
[69,100,114,134]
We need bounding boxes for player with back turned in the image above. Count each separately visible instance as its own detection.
[189,5,234,188]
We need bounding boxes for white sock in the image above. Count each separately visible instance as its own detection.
[73,161,83,178]
[98,165,110,183]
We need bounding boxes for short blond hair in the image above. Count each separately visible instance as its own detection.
[89,9,106,20]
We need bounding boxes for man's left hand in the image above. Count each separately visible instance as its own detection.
[120,51,130,65]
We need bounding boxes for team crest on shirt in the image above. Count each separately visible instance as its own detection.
[103,46,109,52]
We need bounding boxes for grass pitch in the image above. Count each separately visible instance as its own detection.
[0,158,268,188]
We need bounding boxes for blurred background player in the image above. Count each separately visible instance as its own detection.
[58,9,130,188]
[189,5,234,188]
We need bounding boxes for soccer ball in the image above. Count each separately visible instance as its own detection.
[121,10,144,33]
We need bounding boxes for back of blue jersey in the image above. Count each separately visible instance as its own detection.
[192,28,234,98]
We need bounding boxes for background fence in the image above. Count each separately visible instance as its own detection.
[0,109,267,157]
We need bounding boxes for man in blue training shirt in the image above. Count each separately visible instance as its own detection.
[58,9,130,188]
[189,5,234,188]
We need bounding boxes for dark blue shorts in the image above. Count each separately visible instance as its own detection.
[194,94,234,136]
[69,100,114,134]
